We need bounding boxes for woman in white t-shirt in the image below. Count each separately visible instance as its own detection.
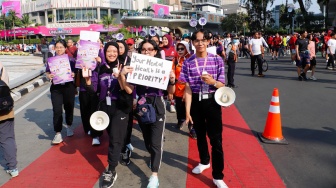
[249,32,265,77]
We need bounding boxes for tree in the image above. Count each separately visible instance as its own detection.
[317,0,330,28]
[221,13,249,34]
[101,16,115,34]
[142,6,155,16]
[0,14,8,41]
[290,0,315,28]
[243,0,275,30]
[64,11,75,22]
[7,10,20,40]
[86,12,93,20]
[48,14,55,23]
[21,14,32,28]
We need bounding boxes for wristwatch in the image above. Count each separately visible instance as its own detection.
[213,81,218,87]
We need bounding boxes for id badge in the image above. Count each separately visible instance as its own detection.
[202,94,209,99]
[106,96,111,106]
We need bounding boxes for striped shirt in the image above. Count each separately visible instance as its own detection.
[179,53,225,93]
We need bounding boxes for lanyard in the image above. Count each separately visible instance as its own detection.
[105,60,119,95]
[194,56,208,76]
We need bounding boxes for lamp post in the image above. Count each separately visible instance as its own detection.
[288,5,295,34]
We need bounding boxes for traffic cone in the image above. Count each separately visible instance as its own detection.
[258,88,288,144]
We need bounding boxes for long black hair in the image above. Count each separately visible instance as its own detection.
[116,39,129,64]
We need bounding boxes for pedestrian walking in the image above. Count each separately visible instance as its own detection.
[46,40,76,144]
[295,30,310,81]
[0,62,19,178]
[249,32,265,77]
[84,41,134,188]
[179,29,228,188]
[122,39,176,188]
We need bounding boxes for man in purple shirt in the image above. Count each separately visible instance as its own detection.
[179,29,228,188]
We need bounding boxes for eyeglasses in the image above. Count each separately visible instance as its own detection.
[177,48,185,51]
[194,39,208,44]
[141,48,154,53]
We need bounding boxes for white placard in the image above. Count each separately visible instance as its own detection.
[127,53,173,90]
[80,31,100,42]
[206,46,217,55]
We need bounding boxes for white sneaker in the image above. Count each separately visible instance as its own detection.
[307,70,312,72]
[213,179,229,188]
[92,137,100,145]
[66,127,74,137]
[309,76,317,80]
[51,133,63,145]
[126,143,134,151]
[170,105,176,113]
[192,163,210,174]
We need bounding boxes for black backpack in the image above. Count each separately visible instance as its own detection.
[0,67,14,114]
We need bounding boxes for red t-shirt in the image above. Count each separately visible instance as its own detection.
[267,36,273,45]
[273,37,282,46]
[289,36,297,50]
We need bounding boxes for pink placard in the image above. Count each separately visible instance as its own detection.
[48,54,74,85]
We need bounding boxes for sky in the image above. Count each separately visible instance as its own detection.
[267,0,322,14]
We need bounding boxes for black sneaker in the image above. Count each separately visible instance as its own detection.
[298,76,303,81]
[176,122,184,130]
[120,148,131,166]
[189,128,197,140]
[101,170,117,188]
[300,73,308,81]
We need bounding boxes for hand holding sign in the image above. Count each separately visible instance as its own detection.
[127,53,173,90]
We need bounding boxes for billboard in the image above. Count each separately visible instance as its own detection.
[152,4,169,17]
[2,0,21,18]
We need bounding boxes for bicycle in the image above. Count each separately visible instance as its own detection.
[254,58,268,72]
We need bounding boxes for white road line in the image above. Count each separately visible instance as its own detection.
[14,88,50,115]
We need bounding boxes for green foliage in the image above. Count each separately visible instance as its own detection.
[221,13,249,34]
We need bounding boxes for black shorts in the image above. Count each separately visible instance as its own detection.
[273,46,280,52]
[310,57,316,67]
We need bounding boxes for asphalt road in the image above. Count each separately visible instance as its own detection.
[233,54,336,188]
[0,54,335,188]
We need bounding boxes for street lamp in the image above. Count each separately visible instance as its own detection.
[288,5,295,34]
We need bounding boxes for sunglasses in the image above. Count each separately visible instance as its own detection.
[177,48,185,51]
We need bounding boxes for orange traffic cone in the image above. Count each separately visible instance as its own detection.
[258,88,288,144]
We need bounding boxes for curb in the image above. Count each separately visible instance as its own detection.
[9,67,46,89]
[11,77,49,102]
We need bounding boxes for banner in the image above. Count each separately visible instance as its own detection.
[127,53,172,90]
[2,0,21,18]
[75,40,100,70]
[48,54,74,84]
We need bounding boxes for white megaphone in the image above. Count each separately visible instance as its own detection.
[214,87,236,107]
[90,111,110,131]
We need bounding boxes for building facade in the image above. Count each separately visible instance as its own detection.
[0,0,133,38]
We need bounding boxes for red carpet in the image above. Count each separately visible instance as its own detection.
[2,128,109,188]
[186,105,286,188]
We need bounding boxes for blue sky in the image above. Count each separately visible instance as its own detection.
[267,0,322,13]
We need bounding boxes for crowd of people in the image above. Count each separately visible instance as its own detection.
[40,28,230,188]
[2,27,335,188]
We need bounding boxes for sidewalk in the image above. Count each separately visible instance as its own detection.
[0,55,48,100]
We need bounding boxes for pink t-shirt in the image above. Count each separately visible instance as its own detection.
[308,41,315,58]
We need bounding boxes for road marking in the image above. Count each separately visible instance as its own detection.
[14,88,49,115]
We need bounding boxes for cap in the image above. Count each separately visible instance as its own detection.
[126,38,134,45]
